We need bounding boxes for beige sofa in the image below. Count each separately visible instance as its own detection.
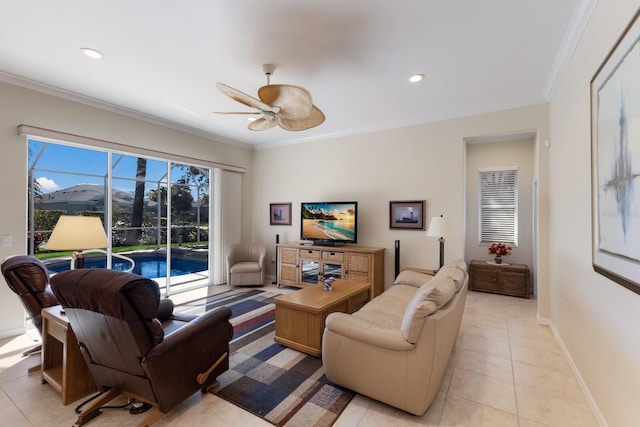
[322,260,468,415]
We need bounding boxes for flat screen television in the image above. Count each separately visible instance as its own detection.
[300,201,358,246]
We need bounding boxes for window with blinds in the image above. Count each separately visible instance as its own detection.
[479,167,518,245]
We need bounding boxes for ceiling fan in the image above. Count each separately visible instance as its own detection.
[214,64,325,131]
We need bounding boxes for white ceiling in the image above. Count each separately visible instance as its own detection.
[0,1,592,150]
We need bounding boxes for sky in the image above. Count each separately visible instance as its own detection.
[29,139,204,195]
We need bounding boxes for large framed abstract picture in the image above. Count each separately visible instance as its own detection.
[591,10,640,294]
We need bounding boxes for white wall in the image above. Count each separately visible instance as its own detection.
[465,138,535,273]
[7,8,639,421]
[549,0,640,425]
[252,104,549,292]
[0,81,252,338]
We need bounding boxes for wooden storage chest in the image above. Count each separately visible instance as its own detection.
[469,260,531,298]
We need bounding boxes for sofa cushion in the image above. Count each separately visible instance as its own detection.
[446,258,467,273]
[399,277,457,342]
[354,310,403,329]
[435,265,466,291]
[400,296,437,343]
[393,270,433,288]
[452,269,466,290]
[382,283,419,301]
[358,290,410,318]
[229,261,261,274]
[416,276,457,309]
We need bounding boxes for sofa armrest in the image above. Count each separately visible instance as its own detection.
[325,312,414,351]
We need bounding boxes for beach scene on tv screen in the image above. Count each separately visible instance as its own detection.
[302,203,356,241]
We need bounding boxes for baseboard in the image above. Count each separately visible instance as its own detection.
[0,326,27,340]
[536,314,607,427]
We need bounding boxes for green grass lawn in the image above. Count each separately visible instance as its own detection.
[35,241,208,260]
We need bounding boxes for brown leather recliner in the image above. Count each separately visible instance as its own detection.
[1,255,59,356]
[50,268,233,426]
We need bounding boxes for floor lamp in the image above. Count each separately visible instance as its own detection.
[46,216,109,269]
[426,215,454,272]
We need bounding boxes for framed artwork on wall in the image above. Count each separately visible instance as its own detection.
[270,203,292,225]
[590,9,640,295]
[389,200,425,230]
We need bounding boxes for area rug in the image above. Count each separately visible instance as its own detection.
[175,288,355,427]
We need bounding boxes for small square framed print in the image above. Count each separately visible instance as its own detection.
[389,200,425,230]
[270,203,292,225]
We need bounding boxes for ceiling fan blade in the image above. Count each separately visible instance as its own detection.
[258,84,312,119]
[216,83,273,112]
[248,118,278,131]
[213,111,260,115]
[277,105,325,131]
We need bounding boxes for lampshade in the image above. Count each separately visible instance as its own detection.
[46,216,108,251]
[426,216,455,238]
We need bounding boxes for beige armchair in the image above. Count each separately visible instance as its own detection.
[226,243,267,286]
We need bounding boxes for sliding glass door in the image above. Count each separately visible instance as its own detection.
[28,139,212,295]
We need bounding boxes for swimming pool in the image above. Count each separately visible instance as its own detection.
[45,251,208,279]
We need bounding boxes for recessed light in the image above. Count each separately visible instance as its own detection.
[81,48,103,59]
[409,73,425,83]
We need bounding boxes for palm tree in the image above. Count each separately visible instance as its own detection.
[126,157,147,245]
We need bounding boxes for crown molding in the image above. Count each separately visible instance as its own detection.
[0,71,252,150]
[544,0,598,99]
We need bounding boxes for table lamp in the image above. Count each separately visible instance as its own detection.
[46,216,109,269]
[426,214,454,272]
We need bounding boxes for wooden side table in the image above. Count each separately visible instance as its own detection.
[469,260,531,298]
[41,306,97,405]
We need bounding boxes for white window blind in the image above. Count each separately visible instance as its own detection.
[479,167,518,244]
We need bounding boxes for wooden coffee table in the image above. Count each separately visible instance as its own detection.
[274,279,370,356]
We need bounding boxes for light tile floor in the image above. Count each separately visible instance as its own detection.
[0,286,599,426]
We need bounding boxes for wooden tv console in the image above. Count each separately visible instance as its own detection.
[276,242,385,299]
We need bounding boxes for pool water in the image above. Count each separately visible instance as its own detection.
[45,252,208,279]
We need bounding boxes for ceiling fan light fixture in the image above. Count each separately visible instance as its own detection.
[409,73,425,83]
[81,48,103,59]
[215,64,325,132]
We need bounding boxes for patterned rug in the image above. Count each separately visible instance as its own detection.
[175,288,355,427]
